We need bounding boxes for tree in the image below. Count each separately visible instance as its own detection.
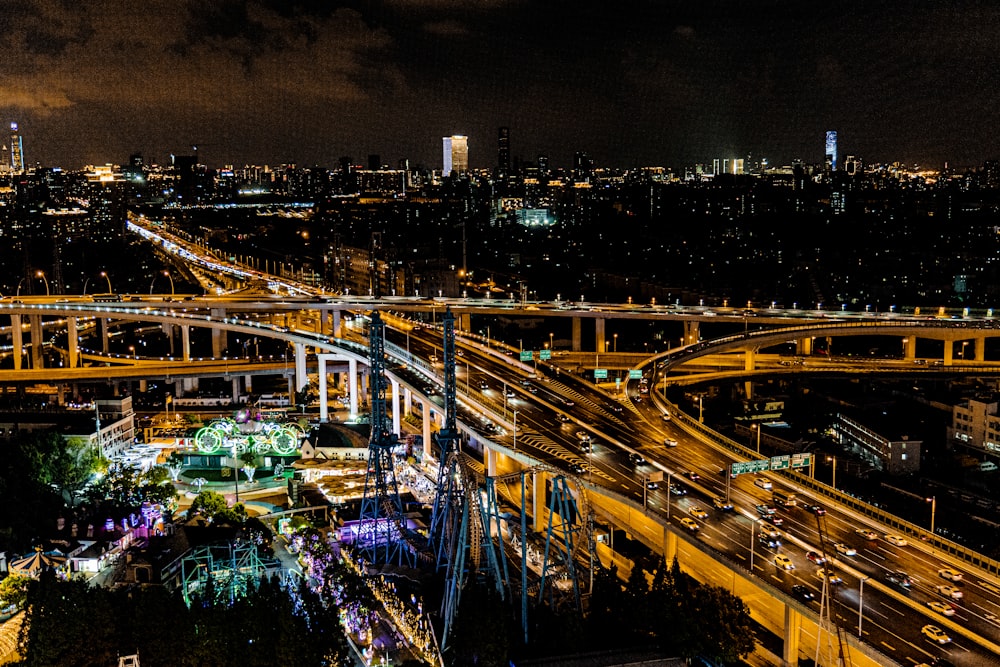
[188,490,229,521]
[25,431,101,506]
[0,573,30,611]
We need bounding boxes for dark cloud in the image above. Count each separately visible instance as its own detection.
[2,0,999,169]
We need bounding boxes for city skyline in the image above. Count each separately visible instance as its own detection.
[4,1,1000,169]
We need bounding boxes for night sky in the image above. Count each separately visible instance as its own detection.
[5,0,1000,170]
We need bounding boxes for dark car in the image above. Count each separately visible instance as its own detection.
[568,462,586,475]
[791,584,814,601]
[669,484,687,496]
[758,533,781,548]
[628,452,647,465]
[886,571,913,589]
[806,504,827,516]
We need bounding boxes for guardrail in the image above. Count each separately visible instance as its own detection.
[661,396,1000,577]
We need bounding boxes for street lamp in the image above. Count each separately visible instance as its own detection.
[163,270,175,296]
[665,472,674,520]
[36,270,50,296]
[101,271,113,294]
[749,518,759,572]
[755,423,762,453]
[858,576,870,637]
[128,345,136,360]
[827,456,837,490]
[927,495,936,536]
[512,410,518,451]
[613,333,618,353]
[549,332,554,351]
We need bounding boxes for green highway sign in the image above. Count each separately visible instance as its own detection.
[629,369,643,379]
[770,455,791,471]
[730,460,770,475]
[594,368,608,379]
[615,378,621,387]
[540,349,552,360]
[791,453,812,469]
[519,350,533,362]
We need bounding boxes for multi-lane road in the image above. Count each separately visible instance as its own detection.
[397,321,1000,666]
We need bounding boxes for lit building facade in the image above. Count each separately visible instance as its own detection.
[442,135,468,175]
[9,122,24,172]
[825,130,838,171]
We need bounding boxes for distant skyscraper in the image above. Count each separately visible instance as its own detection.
[9,122,24,172]
[712,158,720,176]
[825,130,838,171]
[443,135,468,175]
[368,154,381,171]
[497,127,510,173]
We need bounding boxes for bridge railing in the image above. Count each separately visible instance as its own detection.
[664,397,1000,577]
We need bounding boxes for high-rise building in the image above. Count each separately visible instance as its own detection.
[497,127,510,173]
[442,135,468,175]
[9,122,24,172]
[712,158,720,176]
[825,130,838,171]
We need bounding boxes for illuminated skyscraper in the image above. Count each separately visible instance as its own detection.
[442,135,468,175]
[497,127,510,173]
[825,130,838,171]
[9,122,24,172]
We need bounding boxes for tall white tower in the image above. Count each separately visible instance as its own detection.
[442,135,468,175]
[10,122,24,172]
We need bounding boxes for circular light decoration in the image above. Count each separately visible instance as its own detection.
[271,428,298,455]
[195,426,225,453]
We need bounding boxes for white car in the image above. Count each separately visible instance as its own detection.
[833,543,857,556]
[663,437,678,447]
[775,554,795,570]
[921,624,952,644]
[754,477,772,490]
[938,568,963,582]
[926,600,956,617]
[884,534,908,547]
[689,506,709,520]
[936,584,963,600]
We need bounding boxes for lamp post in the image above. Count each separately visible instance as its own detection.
[927,495,936,536]
[128,345,136,360]
[666,472,673,520]
[82,276,91,295]
[613,333,618,353]
[549,332,554,351]
[101,271,113,294]
[163,270,175,296]
[750,518,758,572]
[512,410,518,451]
[828,456,837,490]
[858,576,870,637]
[755,423,762,454]
[36,271,50,296]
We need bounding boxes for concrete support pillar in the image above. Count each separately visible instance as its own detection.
[10,314,22,370]
[181,325,191,362]
[403,386,412,416]
[903,336,917,360]
[67,317,79,369]
[975,336,987,362]
[318,357,330,423]
[422,402,433,460]
[348,359,359,420]
[572,317,582,352]
[333,310,342,338]
[485,447,497,477]
[210,308,227,357]
[29,315,43,369]
[532,470,546,533]
[796,336,813,356]
[944,341,954,366]
[232,377,241,403]
[56,384,65,406]
[244,374,252,393]
[744,348,756,372]
[825,336,832,356]
[294,342,308,392]
[100,318,110,353]
[391,378,401,436]
[163,323,175,356]
[683,320,700,345]
[663,527,678,563]
[783,604,802,666]
[459,313,471,332]
[139,379,147,392]
[174,379,184,398]
[595,318,606,353]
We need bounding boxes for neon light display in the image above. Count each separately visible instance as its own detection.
[194,417,304,455]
